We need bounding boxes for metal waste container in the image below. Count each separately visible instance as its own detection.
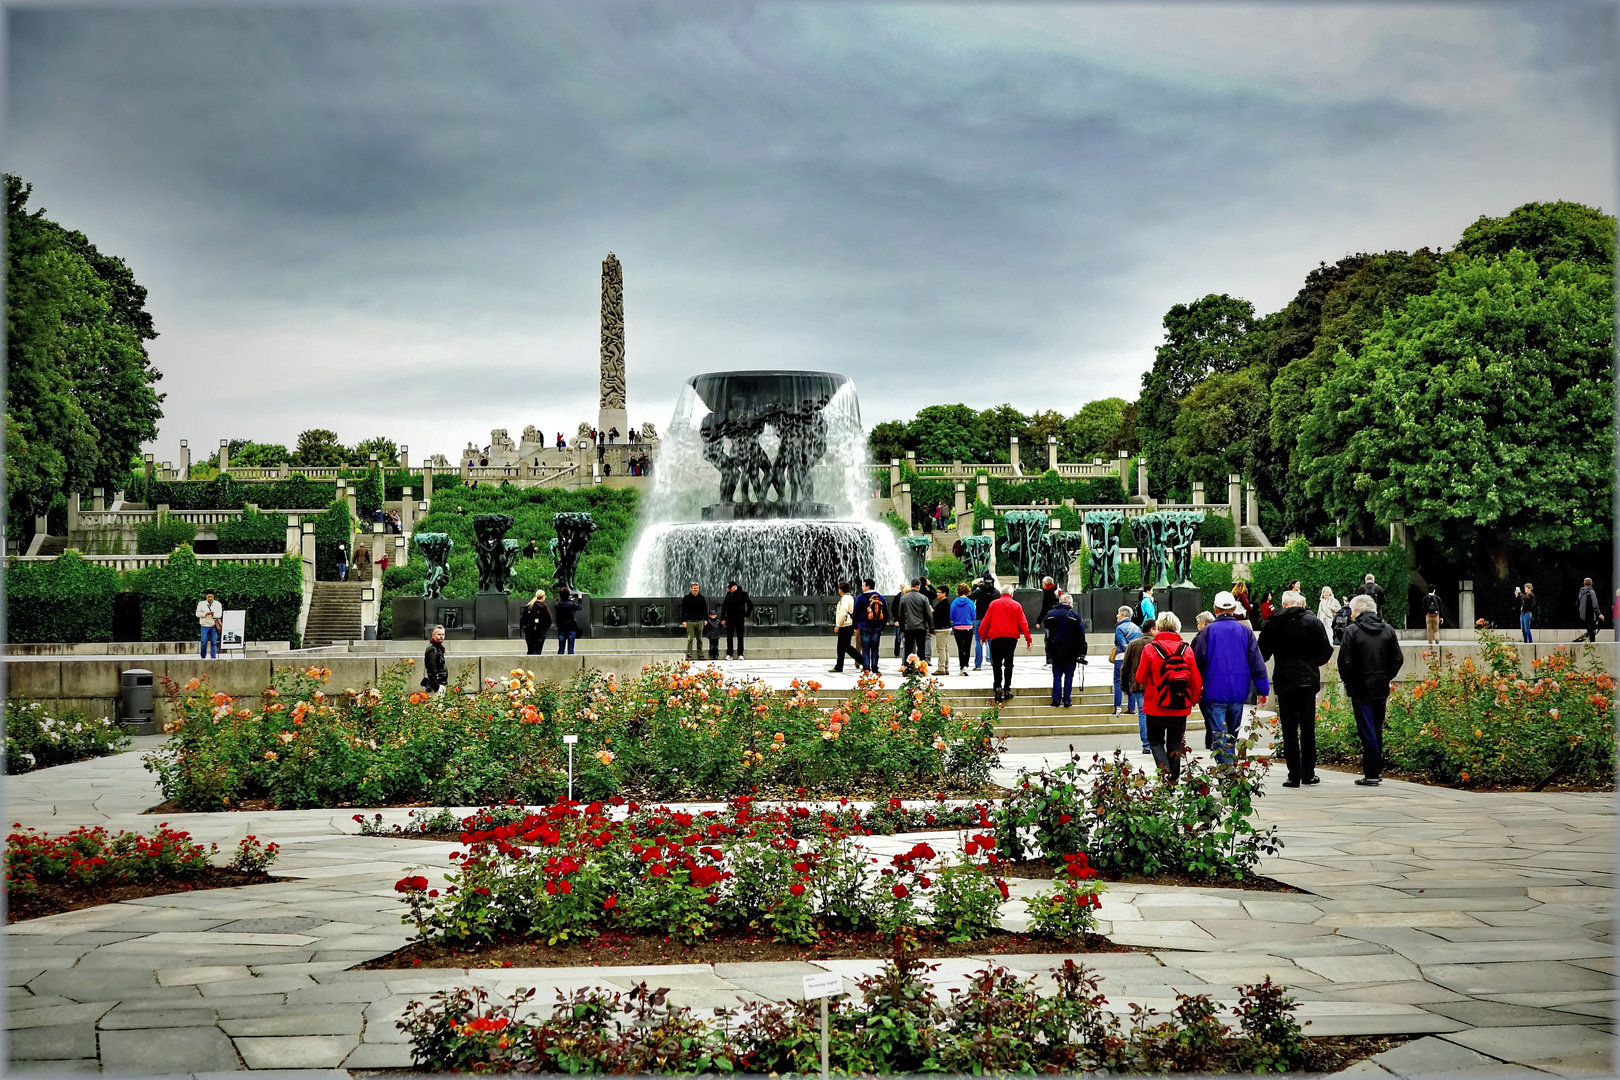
[120,669,156,736]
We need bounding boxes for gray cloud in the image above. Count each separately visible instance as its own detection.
[6,2,1612,462]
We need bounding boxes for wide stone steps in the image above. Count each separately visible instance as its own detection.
[304,582,365,649]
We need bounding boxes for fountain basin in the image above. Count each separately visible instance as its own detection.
[633,519,901,597]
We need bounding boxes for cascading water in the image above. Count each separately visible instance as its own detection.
[624,371,905,597]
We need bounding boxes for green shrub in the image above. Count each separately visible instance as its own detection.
[313,500,353,581]
[147,473,337,511]
[126,546,302,643]
[355,465,385,522]
[5,551,120,643]
[135,516,197,555]
[926,555,968,590]
[4,701,129,772]
[216,507,288,554]
[1248,537,1410,626]
[1198,512,1236,547]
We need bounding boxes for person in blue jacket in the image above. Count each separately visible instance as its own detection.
[949,583,978,677]
[1112,606,1146,750]
[1191,590,1270,763]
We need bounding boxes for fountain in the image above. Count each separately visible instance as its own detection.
[625,371,905,597]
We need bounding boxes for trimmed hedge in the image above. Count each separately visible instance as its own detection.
[1247,537,1411,626]
[148,473,337,511]
[313,500,353,581]
[383,472,462,501]
[1198,513,1236,547]
[126,546,302,643]
[135,517,197,555]
[217,507,288,554]
[355,466,385,522]
[6,551,120,643]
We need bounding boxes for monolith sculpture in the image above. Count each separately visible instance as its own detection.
[901,536,932,581]
[961,534,994,579]
[1082,511,1123,589]
[473,514,519,594]
[1044,530,1086,593]
[599,253,628,439]
[1002,510,1051,589]
[417,533,453,599]
[551,512,598,593]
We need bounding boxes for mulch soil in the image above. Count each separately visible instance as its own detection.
[999,860,1307,893]
[1316,762,1614,793]
[6,869,283,923]
[359,926,1145,970]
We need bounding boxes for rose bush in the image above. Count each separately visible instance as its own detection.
[5,701,129,773]
[7,822,220,896]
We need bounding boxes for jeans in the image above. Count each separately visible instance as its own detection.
[1113,659,1125,710]
[989,637,1016,694]
[894,624,904,657]
[337,563,348,581]
[1146,714,1189,781]
[726,622,746,657]
[1205,700,1245,763]
[1131,693,1147,749]
[1051,660,1076,705]
[524,633,545,655]
[199,624,219,659]
[832,626,863,671]
[859,627,883,673]
[973,624,985,668]
[557,629,576,655]
[1520,611,1533,642]
[1353,698,1386,778]
[1276,688,1317,781]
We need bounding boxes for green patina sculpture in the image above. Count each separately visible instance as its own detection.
[900,536,932,581]
[1163,509,1205,588]
[1043,530,1086,593]
[473,513,519,594]
[1001,510,1051,589]
[550,512,598,593]
[1129,513,1170,590]
[1082,511,1123,590]
[960,534,994,579]
[416,533,453,599]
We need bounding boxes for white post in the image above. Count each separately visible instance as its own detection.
[563,734,578,801]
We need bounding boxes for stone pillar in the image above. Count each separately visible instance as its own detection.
[598,252,629,438]
[1227,474,1242,536]
[905,450,917,468]
[218,439,230,473]
[394,534,408,567]
[1008,437,1021,474]
[401,487,414,534]
[1390,520,1409,549]
[897,483,912,530]
[285,514,300,555]
[1458,580,1475,630]
[1118,450,1130,489]
[1244,482,1259,534]
[179,440,191,481]
[371,521,385,564]
[1191,481,1205,505]
[953,481,967,519]
[143,453,155,497]
[1137,459,1149,499]
[68,492,81,536]
[398,445,409,469]
[421,460,434,505]
[279,462,291,479]
[976,472,990,509]
[368,452,379,469]
[889,458,901,490]
[1047,435,1059,471]
[344,483,358,525]
[1335,521,1348,548]
[91,488,105,512]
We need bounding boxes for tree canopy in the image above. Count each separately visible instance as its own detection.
[1136,294,1256,495]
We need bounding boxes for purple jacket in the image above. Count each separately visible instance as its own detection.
[1192,615,1270,704]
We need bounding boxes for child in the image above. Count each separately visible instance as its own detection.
[704,610,721,660]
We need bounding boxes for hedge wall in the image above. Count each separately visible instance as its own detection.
[383,472,463,501]
[136,518,197,555]
[355,466,385,522]
[126,546,302,643]
[147,473,337,511]
[1247,538,1411,627]
[217,507,289,554]
[313,501,353,581]
[5,552,120,643]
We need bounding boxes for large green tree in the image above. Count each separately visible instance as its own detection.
[1454,200,1615,269]
[5,175,162,523]
[1062,397,1135,460]
[1298,248,1613,561]
[291,429,347,467]
[908,404,983,463]
[1169,368,1267,492]
[1136,294,1255,496]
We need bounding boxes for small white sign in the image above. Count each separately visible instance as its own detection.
[802,972,843,1000]
[221,610,247,652]
[562,734,579,745]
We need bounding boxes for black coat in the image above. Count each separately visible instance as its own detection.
[1038,585,1059,623]
[520,601,553,637]
[971,581,998,620]
[1578,585,1603,621]
[1337,612,1404,702]
[555,599,582,632]
[1356,581,1387,613]
[1042,606,1088,663]
[1258,606,1333,693]
[678,592,708,621]
[933,596,953,630]
[720,588,754,624]
[422,641,448,688]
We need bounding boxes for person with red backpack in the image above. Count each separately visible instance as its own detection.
[1133,611,1202,781]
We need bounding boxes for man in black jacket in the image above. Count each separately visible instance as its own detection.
[422,625,448,693]
[970,574,999,671]
[897,581,934,665]
[1042,593,1088,707]
[1356,574,1387,616]
[1577,577,1605,643]
[554,591,583,655]
[1258,590,1334,787]
[720,581,754,660]
[679,582,708,660]
[1336,594,1404,786]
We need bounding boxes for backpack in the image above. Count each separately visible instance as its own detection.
[1331,603,1352,642]
[1150,641,1195,712]
[863,592,888,626]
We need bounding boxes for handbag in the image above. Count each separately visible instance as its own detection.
[1107,644,1118,663]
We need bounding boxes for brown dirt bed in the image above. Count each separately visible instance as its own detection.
[999,861,1307,893]
[1316,762,1614,793]
[7,869,283,923]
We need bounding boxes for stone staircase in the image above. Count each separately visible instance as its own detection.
[303,581,364,648]
[33,536,70,557]
[1240,523,1274,549]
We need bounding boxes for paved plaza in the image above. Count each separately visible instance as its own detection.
[4,660,1614,1076]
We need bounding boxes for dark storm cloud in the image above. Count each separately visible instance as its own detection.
[6,3,1612,458]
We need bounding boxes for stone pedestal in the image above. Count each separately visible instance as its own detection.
[393,597,427,639]
[1166,586,1202,630]
[475,594,514,639]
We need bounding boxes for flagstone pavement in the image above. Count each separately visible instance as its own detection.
[4,719,1613,1076]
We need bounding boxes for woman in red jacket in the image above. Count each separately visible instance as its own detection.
[978,584,1032,704]
[1133,611,1204,781]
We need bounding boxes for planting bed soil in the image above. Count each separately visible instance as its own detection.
[7,869,282,923]
[359,927,1144,970]
[999,860,1307,893]
[1316,763,1615,793]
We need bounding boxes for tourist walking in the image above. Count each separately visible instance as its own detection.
[828,580,865,673]
[1317,586,1341,640]
[1139,585,1157,623]
[721,581,754,660]
[705,610,721,659]
[353,541,371,578]
[1422,585,1444,645]
[554,590,582,655]
[1111,604,1142,709]
[1515,582,1536,643]
[898,580,934,664]
[932,585,955,675]
[1193,611,1215,749]
[1577,578,1604,643]
[335,543,348,581]
[917,575,934,663]
[679,582,708,660]
[1043,593,1088,708]
[1337,594,1404,786]
[1038,577,1059,667]
[1191,591,1270,763]
[421,625,448,693]
[1231,581,1253,625]
[520,590,552,655]
[855,577,888,674]
[1122,618,1155,755]
[979,584,1033,703]
[1357,574,1387,616]
[1134,611,1202,781]
[196,589,223,659]
[970,574,998,670]
[1258,590,1333,788]
[891,583,907,658]
[950,583,976,676]
[523,539,539,560]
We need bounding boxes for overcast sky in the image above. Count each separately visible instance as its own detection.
[7,2,1615,464]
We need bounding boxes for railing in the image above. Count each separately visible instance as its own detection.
[1053,463,1121,477]
[75,508,327,530]
[8,552,291,572]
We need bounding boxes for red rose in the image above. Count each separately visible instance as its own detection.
[604,895,619,910]
[892,883,909,899]
[790,882,806,897]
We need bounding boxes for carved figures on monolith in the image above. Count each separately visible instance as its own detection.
[416,533,453,599]
[1043,530,1086,593]
[961,534,994,579]
[1129,513,1170,590]
[1082,511,1123,590]
[473,514,519,594]
[1001,510,1051,589]
[550,512,598,593]
[900,536,932,581]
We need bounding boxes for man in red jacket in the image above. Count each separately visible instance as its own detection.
[1134,611,1203,781]
[979,584,1032,703]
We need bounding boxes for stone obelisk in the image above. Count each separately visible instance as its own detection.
[598,253,628,440]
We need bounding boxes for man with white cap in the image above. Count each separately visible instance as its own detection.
[1192,590,1269,762]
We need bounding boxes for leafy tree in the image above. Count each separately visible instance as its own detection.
[908,404,982,463]
[211,439,290,468]
[1063,397,1134,460]
[976,403,1028,464]
[867,420,914,465]
[1455,200,1614,270]
[1169,368,1267,492]
[292,429,347,467]
[349,435,400,467]
[1023,409,1067,463]
[1298,250,1613,561]
[1137,294,1255,495]
[5,174,162,523]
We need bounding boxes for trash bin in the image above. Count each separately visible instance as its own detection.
[120,669,156,736]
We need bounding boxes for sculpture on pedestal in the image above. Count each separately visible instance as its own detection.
[961,535,994,580]
[473,514,519,594]
[416,533,453,599]
[691,371,843,519]
[1043,530,1086,593]
[1163,510,1205,588]
[1001,511,1051,589]
[900,536,932,581]
[1129,514,1171,590]
[550,512,598,593]
[1082,511,1123,590]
